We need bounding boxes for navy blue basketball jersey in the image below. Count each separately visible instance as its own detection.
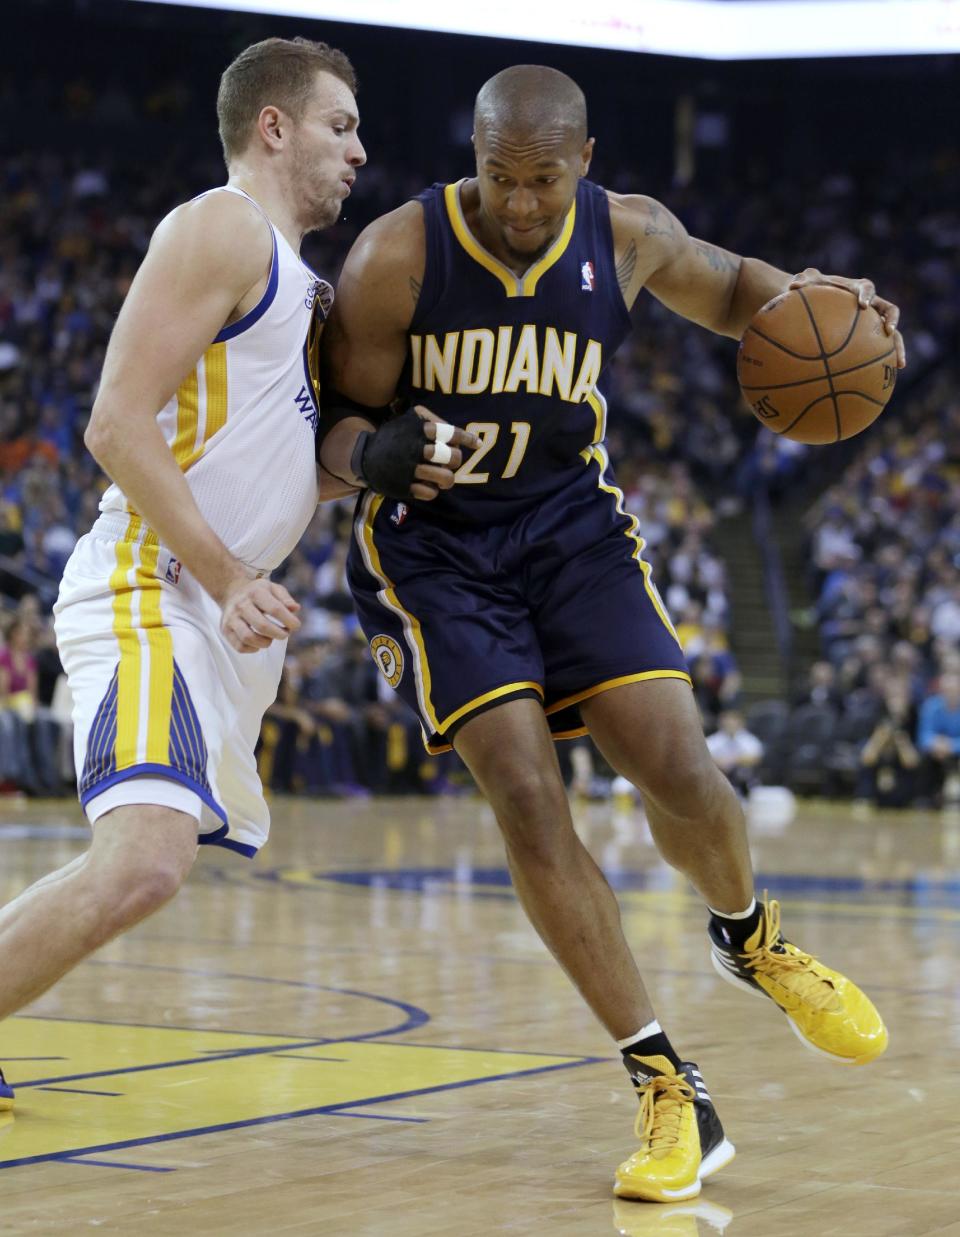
[399,178,632,524]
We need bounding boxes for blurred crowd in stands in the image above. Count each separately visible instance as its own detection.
[0,91,957,806]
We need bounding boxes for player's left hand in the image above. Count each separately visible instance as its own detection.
[789,268,906,368]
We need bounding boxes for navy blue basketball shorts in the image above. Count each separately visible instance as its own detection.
[347,449,691,753]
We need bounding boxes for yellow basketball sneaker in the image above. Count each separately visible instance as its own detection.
[0,1068,14,1111]
[709,896,888,1065]
[614,1058,735,1204]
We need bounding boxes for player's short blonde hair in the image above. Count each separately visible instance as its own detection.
[217,36,357,164]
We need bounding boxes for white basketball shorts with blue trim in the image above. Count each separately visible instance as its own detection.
[53,512,284,857]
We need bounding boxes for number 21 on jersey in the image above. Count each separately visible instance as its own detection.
[455,421,531,484]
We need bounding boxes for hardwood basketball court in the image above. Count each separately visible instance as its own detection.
[1,793,957,1235]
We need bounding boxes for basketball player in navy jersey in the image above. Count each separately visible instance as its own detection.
[319,66,904,1202]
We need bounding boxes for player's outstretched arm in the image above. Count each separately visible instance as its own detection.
[85,191,300,652]
[610,193,789,337]
[613,195,904,365]
[319,205,477,501]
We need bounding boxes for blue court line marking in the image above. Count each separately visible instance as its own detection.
[26,1013,323,1041]
[68,1157,174,1173]
[0,1056,600,1170]
[368,1040,599,1060]
[38,1087,123,1096]
[0,1056,68,1061]
[10,963,431,1089]
[332,1111,427,1124]
[81,960,431,1043]
[16,1037,348,1089]
[271,1054,349,1062]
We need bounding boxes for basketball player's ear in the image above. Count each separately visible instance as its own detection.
[258,105,285,152]
[580,137,595,177]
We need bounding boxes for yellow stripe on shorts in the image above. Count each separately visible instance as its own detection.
[136,539,174,765]
[110,515,144,770]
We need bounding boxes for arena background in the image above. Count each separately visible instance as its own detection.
[1,0,957,809]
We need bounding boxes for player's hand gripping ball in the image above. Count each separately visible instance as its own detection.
[737,282,900,444]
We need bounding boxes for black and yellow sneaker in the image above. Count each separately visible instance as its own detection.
[614,1057,735,1203]
[710,896,888,1065]
[0,1067,14,1111]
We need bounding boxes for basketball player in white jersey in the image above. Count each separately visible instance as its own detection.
[0,36,473,1112]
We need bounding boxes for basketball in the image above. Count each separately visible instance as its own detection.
[737,284,897,444]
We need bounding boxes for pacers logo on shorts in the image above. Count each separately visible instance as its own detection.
[370,635,404,688]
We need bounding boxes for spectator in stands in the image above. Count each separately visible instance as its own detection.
[793,660,842,711]
[858,683,921,809]
[706,710,763,797]
[0,618,38,714]
[917,671,960,807]
[259,657,317,793]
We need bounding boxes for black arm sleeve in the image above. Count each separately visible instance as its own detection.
[315,392,392,460]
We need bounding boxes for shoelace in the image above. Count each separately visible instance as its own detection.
[633,1074,696,1160]
[741,897,841,1012]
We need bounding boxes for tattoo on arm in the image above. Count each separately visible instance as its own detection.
[644,202,678,238]
[615,240,637,295]
[409,276,422,307]
[693,240,740,274]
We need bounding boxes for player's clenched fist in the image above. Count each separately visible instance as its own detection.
[350,406,479,502]
[220,576,301,654]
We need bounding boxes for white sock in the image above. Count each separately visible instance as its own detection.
[616,1020,662,1051]
[708,896,757,920]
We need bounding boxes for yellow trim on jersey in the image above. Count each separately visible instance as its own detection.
[545,670,693,718]
[172,343,229,473]
[361,495,441,733]
[587,444,682,644]
[436,680,544,735]
[521,202,577,295]
[136,539,174,765]
[586,390,606,445]
[202,342,228,443]
[443,180,577,298]
[171,370,199,470]
[110,515,144,771]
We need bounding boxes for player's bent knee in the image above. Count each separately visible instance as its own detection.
[642,751,731,818]
[86,804,198,931]
[488,769,568,831]
[90,855,191,937]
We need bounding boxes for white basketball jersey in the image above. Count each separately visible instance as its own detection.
[99,185,331,572]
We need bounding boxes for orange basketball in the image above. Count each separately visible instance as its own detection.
[736,284,897,444]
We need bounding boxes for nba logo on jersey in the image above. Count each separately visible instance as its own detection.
[165,556,181,585]
[580,261,595,291]
[390,502,409,526]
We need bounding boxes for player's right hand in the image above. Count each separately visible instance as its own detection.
[220,577,301,654]
[411,406,479,501]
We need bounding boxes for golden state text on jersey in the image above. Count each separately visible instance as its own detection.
[398,179,631,524]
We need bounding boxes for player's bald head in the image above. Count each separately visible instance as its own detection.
[474,65,587,150]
